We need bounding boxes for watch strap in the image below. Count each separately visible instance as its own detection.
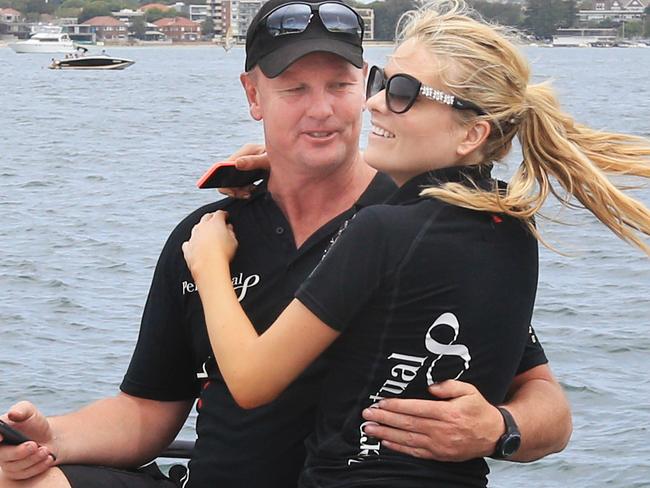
[490,406,521,459]
[497,406,518,432]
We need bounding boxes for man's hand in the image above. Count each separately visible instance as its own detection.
[230,144,268,171]
[362,365,572,463]
[0,402,57,481]
[361,380,502,462]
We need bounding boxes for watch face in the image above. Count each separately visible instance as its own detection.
[502,434,521,457]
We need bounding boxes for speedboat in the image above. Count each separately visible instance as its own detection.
[49,51,135,70]
[9,26,76,54]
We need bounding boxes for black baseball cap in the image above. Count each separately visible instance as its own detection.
[245,0,364,78]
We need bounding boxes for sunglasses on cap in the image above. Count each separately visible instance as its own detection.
[261,1,364,38]
[366,65,486,115]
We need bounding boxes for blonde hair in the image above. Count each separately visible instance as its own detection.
[403,0,650,254]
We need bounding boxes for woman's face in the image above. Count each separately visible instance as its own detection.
[364,39,471,186]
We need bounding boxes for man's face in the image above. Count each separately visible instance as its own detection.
[243,52,366,177]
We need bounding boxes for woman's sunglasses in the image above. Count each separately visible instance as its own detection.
[261,2,364,38]
[366,65,486,115]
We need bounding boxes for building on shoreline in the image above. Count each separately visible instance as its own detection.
[0,7,22,23]
[65,23,96,44]
[0,7,28,38]
[153,16,201,41]
[577,0,648,23]
[82,16,128,42]
[204,0,374,41]
[356,8,375,41]
[189,4,210,23]
[552,27,619,46]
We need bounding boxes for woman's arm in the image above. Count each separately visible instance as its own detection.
[182,211,340,409]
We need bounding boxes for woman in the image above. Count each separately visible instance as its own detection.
[182,1,650,486]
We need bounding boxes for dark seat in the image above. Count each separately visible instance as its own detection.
[160,439,195,459]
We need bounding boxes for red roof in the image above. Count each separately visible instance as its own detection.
[153,17,198,27]
[0,8,22,15]
[82,16,126,26]
[140,3,171,11]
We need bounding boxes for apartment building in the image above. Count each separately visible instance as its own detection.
[203,0,375,40]
[355,8,374,41]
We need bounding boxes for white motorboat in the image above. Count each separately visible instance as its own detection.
[49,51,135,70]
[9,26,76,54]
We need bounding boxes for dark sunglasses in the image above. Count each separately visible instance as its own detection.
[366,65,486,115]
[261,1,364,38]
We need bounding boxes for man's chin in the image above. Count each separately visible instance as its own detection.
[297,146,349,169]
[297,158,348,177]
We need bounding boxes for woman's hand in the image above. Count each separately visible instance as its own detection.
[182,211,238,281]
[218,144,269,199]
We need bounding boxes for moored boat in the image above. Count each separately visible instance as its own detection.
[9,26,76,54]
[49,52,135,70]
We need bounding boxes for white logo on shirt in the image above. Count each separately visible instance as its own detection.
[528,325,538,344]
[425,312,471,384]
[181,273,261,302]
[348,312,471,465]
[231,273,260,301]
[182,280,198,295]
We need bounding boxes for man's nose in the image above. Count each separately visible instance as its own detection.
[305,90,335,119]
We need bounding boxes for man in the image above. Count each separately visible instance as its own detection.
[0,1,571,487]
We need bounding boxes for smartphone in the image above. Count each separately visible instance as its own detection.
[0,419,31,446]
[197,161,268,189]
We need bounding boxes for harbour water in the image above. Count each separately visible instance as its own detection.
[1,45,649,486]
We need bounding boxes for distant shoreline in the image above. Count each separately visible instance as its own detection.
[100,40,398,48]
[0,39,398,49]
[5,39,646,50]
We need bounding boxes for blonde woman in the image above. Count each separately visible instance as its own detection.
[182,2,650,486]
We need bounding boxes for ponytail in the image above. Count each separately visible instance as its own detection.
[413,3,650,254]
[516,83,650,253]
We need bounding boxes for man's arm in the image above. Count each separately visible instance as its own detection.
[497,364,572,461]
[0,394,192,481]
[361,364,571,462]
[50,393,193,467]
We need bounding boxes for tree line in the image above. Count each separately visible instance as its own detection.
[0,0,192,24]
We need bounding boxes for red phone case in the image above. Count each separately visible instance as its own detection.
[197,161,267,189]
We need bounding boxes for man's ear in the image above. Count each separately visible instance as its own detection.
[457,119,491,158]
[240,71,263,121]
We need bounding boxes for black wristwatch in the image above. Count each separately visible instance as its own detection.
[490,406,521,459]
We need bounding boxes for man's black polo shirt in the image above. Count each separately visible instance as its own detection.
[120,173,396,488]
[296,166,544,487]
